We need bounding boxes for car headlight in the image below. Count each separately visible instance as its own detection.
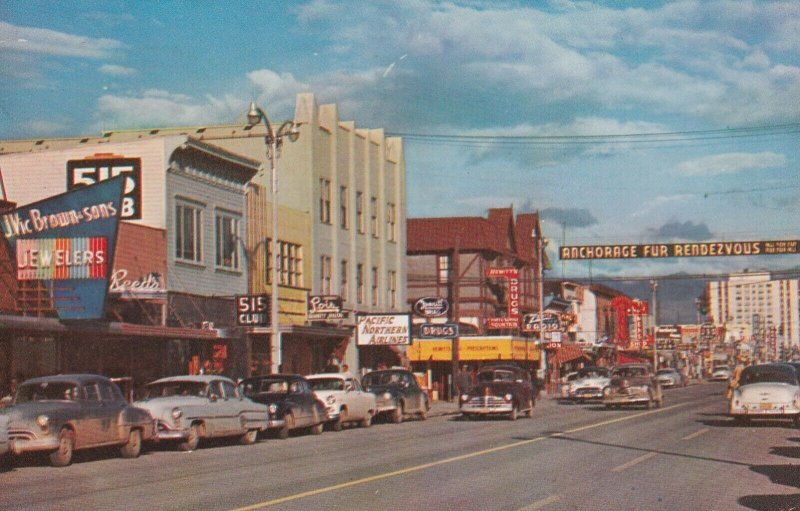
[383,392,392,400]
[268,403,278,414]
[171,407,183,420]
[603,387,611,397]
[461,394,469,402]
[36,414,49,430]
[504,393,513,402]
[326,395,336,405]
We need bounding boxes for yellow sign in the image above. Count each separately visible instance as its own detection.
[559,240,799,260]
[408,338,540,362]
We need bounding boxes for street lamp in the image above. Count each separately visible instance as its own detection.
[650,280,658,371]
[245,101,300,374]
[532,227,548,389]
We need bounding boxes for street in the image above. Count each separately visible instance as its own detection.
[1,382,798,511]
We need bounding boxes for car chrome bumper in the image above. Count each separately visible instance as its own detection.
[460,404,514,414]
[604,394,649,405]
[730,404,800,417]
[8,435,59,453]
[266,419,286,429]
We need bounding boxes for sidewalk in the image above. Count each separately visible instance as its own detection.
[428,399,460,417]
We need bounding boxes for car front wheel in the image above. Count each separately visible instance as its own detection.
[391,403,404,424]
[359,411,372,428]
[50,428,75,467]
[278,412,294,440]
[120,428,142,458]
[508,404,518,421]
[178,424,200,451]
[240,429,258,445]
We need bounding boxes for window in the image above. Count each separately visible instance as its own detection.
[388,270,397,308]
[370,196,379,238]
[319,178,331,224]
[340,259,348,299]
[371,266,379,306]
[357,264,364,304]
[267,240,303,287]
[175,202,202,263]
[356,191,365,234]
[386,202,397,242]
[437,255,450,284]
[340,186,349,229]
[321,255,332,294]
[215,212,240,270]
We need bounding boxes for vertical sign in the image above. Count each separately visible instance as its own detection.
[67,155,142,219]
[486,267,520,330]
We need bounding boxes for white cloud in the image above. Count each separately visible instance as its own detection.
[632,194,694,218]
[676,152,787,176]
[99,64,136,76]
[0,21,124,58]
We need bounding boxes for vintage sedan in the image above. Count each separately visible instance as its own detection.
[239,374,327,439]
[361,369,429,423]
[710,365,732,381]
[459,364,534,420]
[564,367,611,402]
[134,375,269,450]
[656,368,687,388]
[307,373,377,430]
[729,363,800,425]
[603,364,663,409]
[3,374,155,466]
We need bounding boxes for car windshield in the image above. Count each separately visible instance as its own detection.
[713,366,729,371]
[309,378,344,391]
[477,370,516,382]
[241,379,288,395]
[143,381,207,398]
[363,372,402,386]
[657,369,677,375]
[739,366,798,386]
[16,381,78,403]
[613,367,648,378]
[577,368,609,378]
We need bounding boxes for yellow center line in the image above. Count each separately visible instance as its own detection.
[230,403,688,511]
[611,451,658,472]
[519,494,562,510]
[681,427,710,441]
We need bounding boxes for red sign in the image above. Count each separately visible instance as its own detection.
[486,267,519,279]
[486,267,520,330]
[487,317,519,330]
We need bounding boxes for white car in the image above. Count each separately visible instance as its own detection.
[307,373,377,430]
[710,365,732,381]
[729,363,800,425]
[564,367,611,402]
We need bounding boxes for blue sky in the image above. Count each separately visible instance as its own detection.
[1,0,799,280]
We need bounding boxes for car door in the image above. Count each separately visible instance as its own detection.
[97,379,127,444]
[78,381,115,447]
[205,380,233,436]
[288,380,311,426]
[219,379,244,434]
[345,377,365,419]
[401,373,422,412]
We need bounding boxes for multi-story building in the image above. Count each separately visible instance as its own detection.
[707,271,799,349]
[89,93,407,374]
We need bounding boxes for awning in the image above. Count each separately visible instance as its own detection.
[0,314,224,340]
[549,344,589,365]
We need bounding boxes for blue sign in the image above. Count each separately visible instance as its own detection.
[1,176,125,320]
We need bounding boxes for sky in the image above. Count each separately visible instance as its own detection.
[1,0,799,284]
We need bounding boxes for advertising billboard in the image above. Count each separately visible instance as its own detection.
[356,313,411,345]
[559,240,799,260]
[1,176,125,320]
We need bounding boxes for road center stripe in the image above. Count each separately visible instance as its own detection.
[230,403,688,511]
[611,451,658,472]
[519,494,561,510]
[681,428,709,441]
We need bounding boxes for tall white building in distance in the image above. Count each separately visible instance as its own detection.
[707,271,799,348]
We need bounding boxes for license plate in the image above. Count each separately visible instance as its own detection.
[759,403,773,410]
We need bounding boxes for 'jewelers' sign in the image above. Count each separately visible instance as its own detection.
[1,177,125,319]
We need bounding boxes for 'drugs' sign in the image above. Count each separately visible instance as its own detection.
[1,176,125,319]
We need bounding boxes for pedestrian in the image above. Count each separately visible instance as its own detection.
[325,352,341,373]
[455,365,472,397]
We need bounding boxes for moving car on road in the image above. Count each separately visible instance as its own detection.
[710,365,732,381]
[307,373,377,430]
[603,364,663,409]
[361,368,429,423]
[656,368,687,388]
[563,366,611,402]
[3,374,155,466]
[134,375,270,451]
[459,364,534,420]
[729,363,800,426]
[239,374,327,439]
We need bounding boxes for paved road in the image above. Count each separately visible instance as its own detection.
[1,383,798,511]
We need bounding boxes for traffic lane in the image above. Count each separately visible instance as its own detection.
[227,392,718,510]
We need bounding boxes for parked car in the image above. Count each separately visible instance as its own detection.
[559,371,580,399]
[563,367,611,402]
[459,363,535,420]
[307,373,377,430]
[656,368,687,388]
[729,363,800,425]
[710,365,732,381]
[603,364,663,409]
[134,375,270,451]
[2,374,155,466]
[361,368,429,423]
[0,414,11,469]
[238,374,327,439]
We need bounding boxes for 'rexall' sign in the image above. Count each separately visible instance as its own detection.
[559,240,799,260]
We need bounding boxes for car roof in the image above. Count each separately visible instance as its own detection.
[241,373,306,382]
[306,373,355,380]
[364,369,411,375]
[148,375,235,384]
[22,373,112,385]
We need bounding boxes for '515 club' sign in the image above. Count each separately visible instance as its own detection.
[68,155,142,219]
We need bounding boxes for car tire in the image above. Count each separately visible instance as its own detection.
[310,421,324,435]
[509,404,518,421]
[418,406,427,421]
[50,428,75,467]
[120,428,142,458]
[391,404,403,424]
[240,429,258,445]
[359,412,372,428]
[332,409,346,432]
[525,399,534,418]
[278,412,294,439]
[179,423,201,452]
